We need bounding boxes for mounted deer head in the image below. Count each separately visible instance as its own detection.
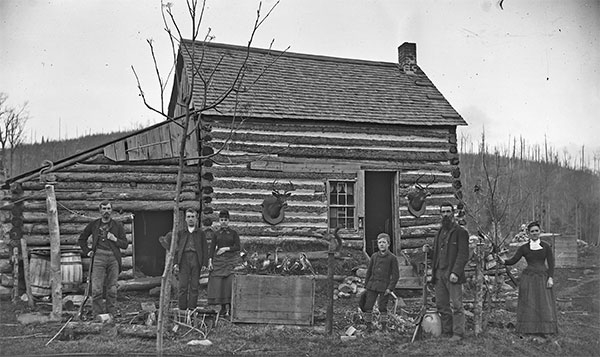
[261,180,295,225]
[406,174,436,218]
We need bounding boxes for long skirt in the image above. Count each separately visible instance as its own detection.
[207,252,239,305]
[516,268,558,334]
[207,274,233,305]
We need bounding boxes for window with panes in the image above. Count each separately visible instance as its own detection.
[328,181,356,229]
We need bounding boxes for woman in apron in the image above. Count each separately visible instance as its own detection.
[207,209,241,317]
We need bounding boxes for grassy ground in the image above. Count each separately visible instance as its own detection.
[1,246,598,356]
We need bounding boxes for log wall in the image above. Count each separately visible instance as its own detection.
[0,159,200,286]
[201,117,462,250]
[0,115,463,289]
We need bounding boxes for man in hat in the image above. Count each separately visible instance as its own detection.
[424,202,469,341]
[78,201,128,318]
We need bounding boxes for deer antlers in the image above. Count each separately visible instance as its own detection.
[271,180,296,197]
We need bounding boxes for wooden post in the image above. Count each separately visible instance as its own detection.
[325,251,334,335]
[46,184,62,320]
[11,247,19,303]
[20,238,34,307]
[473,242,484,336]
[325,227,342,335]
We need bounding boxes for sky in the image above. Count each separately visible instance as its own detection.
[1,0,599,167]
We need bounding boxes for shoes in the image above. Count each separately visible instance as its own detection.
[449,335,463,342]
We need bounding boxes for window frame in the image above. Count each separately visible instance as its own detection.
[326,179,358,231]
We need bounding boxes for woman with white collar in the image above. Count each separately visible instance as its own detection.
[500,221,558,338]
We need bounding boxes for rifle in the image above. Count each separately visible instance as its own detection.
[411,249,428,343]
[77,253,94,320]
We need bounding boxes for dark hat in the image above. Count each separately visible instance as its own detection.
[219,210,230,219]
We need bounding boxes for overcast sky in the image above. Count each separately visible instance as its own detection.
[1,0,599,166]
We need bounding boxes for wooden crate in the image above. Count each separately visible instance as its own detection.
[541,233,578,267]
[231,274,315,325]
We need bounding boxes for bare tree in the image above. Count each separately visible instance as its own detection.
[131,1,282,354]
[0,93,29,178]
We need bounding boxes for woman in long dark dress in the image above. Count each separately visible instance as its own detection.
[207,209,240,317]
[501,221,558,337]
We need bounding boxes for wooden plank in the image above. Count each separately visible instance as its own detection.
[103,145,117,161]
[249,161,283,171]
[161,124,173,158]
[169,121,183,158]
[139,132,150,160]
[146,128,162,160]
[125,135,143,161]
[232,275,314,325]
[185,119,198,160]
[114,140,127,161]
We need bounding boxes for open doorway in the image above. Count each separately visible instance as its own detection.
[364,171,395,255]
[133,211,173,277]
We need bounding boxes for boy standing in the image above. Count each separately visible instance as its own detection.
[362,233,400,332]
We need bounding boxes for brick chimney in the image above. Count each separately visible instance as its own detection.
[398,42,417,74]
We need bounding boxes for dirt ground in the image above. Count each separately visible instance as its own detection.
[1,245,598,356]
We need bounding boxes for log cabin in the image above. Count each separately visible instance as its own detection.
[0,41,466,289]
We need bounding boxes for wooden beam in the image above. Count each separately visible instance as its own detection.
[45,185,62,320]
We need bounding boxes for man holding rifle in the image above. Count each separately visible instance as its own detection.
[78,201,128,319]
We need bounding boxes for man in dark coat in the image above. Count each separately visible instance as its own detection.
[425,201,470,341]
[160,209,208,311]
[78,201,128,317]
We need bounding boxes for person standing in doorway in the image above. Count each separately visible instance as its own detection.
[78,201,128,318]
[207,209,241,318]
[161,209,208,311]
[424,201,469,341]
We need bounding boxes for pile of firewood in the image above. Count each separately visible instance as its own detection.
[334,273,366,300]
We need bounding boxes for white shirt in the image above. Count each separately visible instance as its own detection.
[529,239,542,251]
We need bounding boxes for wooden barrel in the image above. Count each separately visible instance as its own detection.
[61,252,83,292]
[29,253,51,297]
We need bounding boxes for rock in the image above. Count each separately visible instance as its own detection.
[187,339,212,346]
[338,283,353,294]
[141,302,156,312]
[355,268,367,278]
[584,269,594,275]
[148,286,161,296]
[17,312,51,325]
[0,285,11,299]
[97,314,113,323]
[63,294,85,307]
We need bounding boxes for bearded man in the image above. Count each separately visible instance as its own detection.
[423,202,470,341]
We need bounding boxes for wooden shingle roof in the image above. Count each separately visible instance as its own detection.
[179,40,466,126]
